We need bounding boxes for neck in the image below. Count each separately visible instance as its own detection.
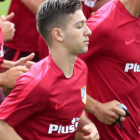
[120,0,140,18]
[49,44,77,78]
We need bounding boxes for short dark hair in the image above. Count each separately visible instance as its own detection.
[36,0,82,45]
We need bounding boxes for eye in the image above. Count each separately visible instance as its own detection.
[77,24,83,29]
[76,21,84,29]
[77,26,82,29]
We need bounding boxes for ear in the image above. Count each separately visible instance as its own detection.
[52,28,64,42]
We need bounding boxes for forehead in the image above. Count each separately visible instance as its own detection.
[68,10,86,25]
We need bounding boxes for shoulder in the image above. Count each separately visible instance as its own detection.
[87,0,117,31]
[7,57,54,104]
[14,57,50,89]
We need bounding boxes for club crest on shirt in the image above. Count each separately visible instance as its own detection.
[81,85,87,105]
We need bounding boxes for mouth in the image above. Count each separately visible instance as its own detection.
[84,40,89,45]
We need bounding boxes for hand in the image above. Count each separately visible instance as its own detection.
[94,100,126,125]
[2,87,12,96]
[14,53,35,69]
[2,66,29,88]
[1,12,14,21]
[82,123,99,140]
[0,17,15,41]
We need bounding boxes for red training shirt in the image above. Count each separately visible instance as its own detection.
[0,55,87,139]
[79,0,140,139]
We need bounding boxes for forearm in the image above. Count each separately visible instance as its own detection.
[0,120,22,140]
[21,0,44,14]
[78,111,99,139]
[0,60,15,72]
[85,95,99,115]
[85,95,127,125]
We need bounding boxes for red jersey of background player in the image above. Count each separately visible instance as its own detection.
[4,0,39,52]
[0,55,87,139]
[79,0,140,139]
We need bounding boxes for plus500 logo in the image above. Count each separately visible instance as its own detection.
[125,63,140,72]
[48,117,79,134]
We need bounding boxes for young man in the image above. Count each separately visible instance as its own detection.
[38,0,112,61]
[78,0,140,139]
[0,0,99,140]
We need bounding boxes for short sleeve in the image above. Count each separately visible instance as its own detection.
[0,72,49,127]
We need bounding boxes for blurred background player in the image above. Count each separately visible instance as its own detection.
[0,1,35,100]
[0,20,34,99]
[3,0,40,62]
[20,0,48,60]
[78,0,140,139]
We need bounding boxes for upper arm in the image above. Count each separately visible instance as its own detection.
[78,110,90,132]
[0,120,13,133]
[0,120,22,140]
[0,73,49,126]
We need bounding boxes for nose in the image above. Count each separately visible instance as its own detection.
[84,24,92,36]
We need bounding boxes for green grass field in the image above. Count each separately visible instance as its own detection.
[0,0,11,16]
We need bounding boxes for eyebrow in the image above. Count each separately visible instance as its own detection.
[74,20,85,25]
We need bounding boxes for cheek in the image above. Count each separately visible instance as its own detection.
[65,31,83,45]
[68,33,77,39]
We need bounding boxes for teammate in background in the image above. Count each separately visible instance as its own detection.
[0,26,35,94]
[0,26,35,96]
[3,0,40,62]
[0,0,99,139]
[82,0,110,19]
[78,0,140,139]
[0,5,35,98]
[20,0,48,60]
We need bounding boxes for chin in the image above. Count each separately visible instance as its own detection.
[79,48,88,55]
[83,46,88,53]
